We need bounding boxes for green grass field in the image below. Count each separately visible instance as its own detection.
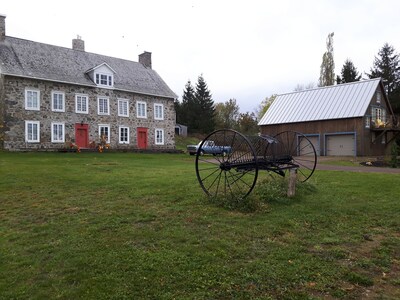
[0,152,399,299]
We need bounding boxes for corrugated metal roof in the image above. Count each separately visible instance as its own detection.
[258,78,381,125]
[0,37,177,99]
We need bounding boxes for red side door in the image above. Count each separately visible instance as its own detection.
[137,127,148,149]
[75,123,89,148]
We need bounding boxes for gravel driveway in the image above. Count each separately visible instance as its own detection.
[315,157,400,174]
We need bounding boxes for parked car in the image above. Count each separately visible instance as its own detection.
[187,140,232,156]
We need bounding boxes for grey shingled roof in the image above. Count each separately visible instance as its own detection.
[258,78,382,125]
[0,36,177,99]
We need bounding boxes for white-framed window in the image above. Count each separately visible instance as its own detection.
[155,128,164,145]
[95,72,113,87]
[118,99,129,117]
[137,101,147,118]
[377,91,381,104]
[154,103,164,120]
[51,122,65,143]
[75,94,89,114]
[98,97,110,115]
[25,89,40,110]
[99,124,110,143]
[373,107,386,122]
[119,126,130,144]
[25,121,40,142]
[52,91,65,112]
[371,107,387,128]
[365,116,370,128]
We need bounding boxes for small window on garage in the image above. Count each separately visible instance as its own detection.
[365,116,370,128]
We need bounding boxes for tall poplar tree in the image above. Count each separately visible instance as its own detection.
[319,32,335,87]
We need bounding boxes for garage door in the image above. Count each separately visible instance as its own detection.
[299,135,320,156]
[326,134,355,156]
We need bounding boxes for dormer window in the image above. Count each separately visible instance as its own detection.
[86,63,116,88]
[95,73,113,87]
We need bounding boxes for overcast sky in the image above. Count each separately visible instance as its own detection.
[2,0,400,113]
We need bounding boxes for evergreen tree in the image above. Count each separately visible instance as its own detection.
[367,43,400,113]
[337,59,361,84]
[174,99,182,123]
[193,75,215,133]
[319,32,335,87]
[177,80,195,126]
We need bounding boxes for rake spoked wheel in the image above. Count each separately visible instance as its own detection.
[265,131,317,182]
[195,129,258,200]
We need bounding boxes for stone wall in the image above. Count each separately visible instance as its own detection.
[0,74,5,148]
[2,76,176,151]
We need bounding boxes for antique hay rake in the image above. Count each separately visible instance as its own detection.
[195,129,317,200]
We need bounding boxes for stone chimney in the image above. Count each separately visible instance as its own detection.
[0,14,6,42]
[72,35,85,51]
[139,51,152,69]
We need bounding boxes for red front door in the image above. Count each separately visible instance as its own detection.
[137,127,148,149]
[75,123,89,148]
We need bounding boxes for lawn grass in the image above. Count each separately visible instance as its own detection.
[0,151,399,299]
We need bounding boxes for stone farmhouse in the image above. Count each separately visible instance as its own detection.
[0,15,177,151]
[259,78,400,156]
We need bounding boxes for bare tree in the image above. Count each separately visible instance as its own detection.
[293,82,316,92]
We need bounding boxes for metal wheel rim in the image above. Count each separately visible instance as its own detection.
[265,131,317,182]
[195,129,258,200]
